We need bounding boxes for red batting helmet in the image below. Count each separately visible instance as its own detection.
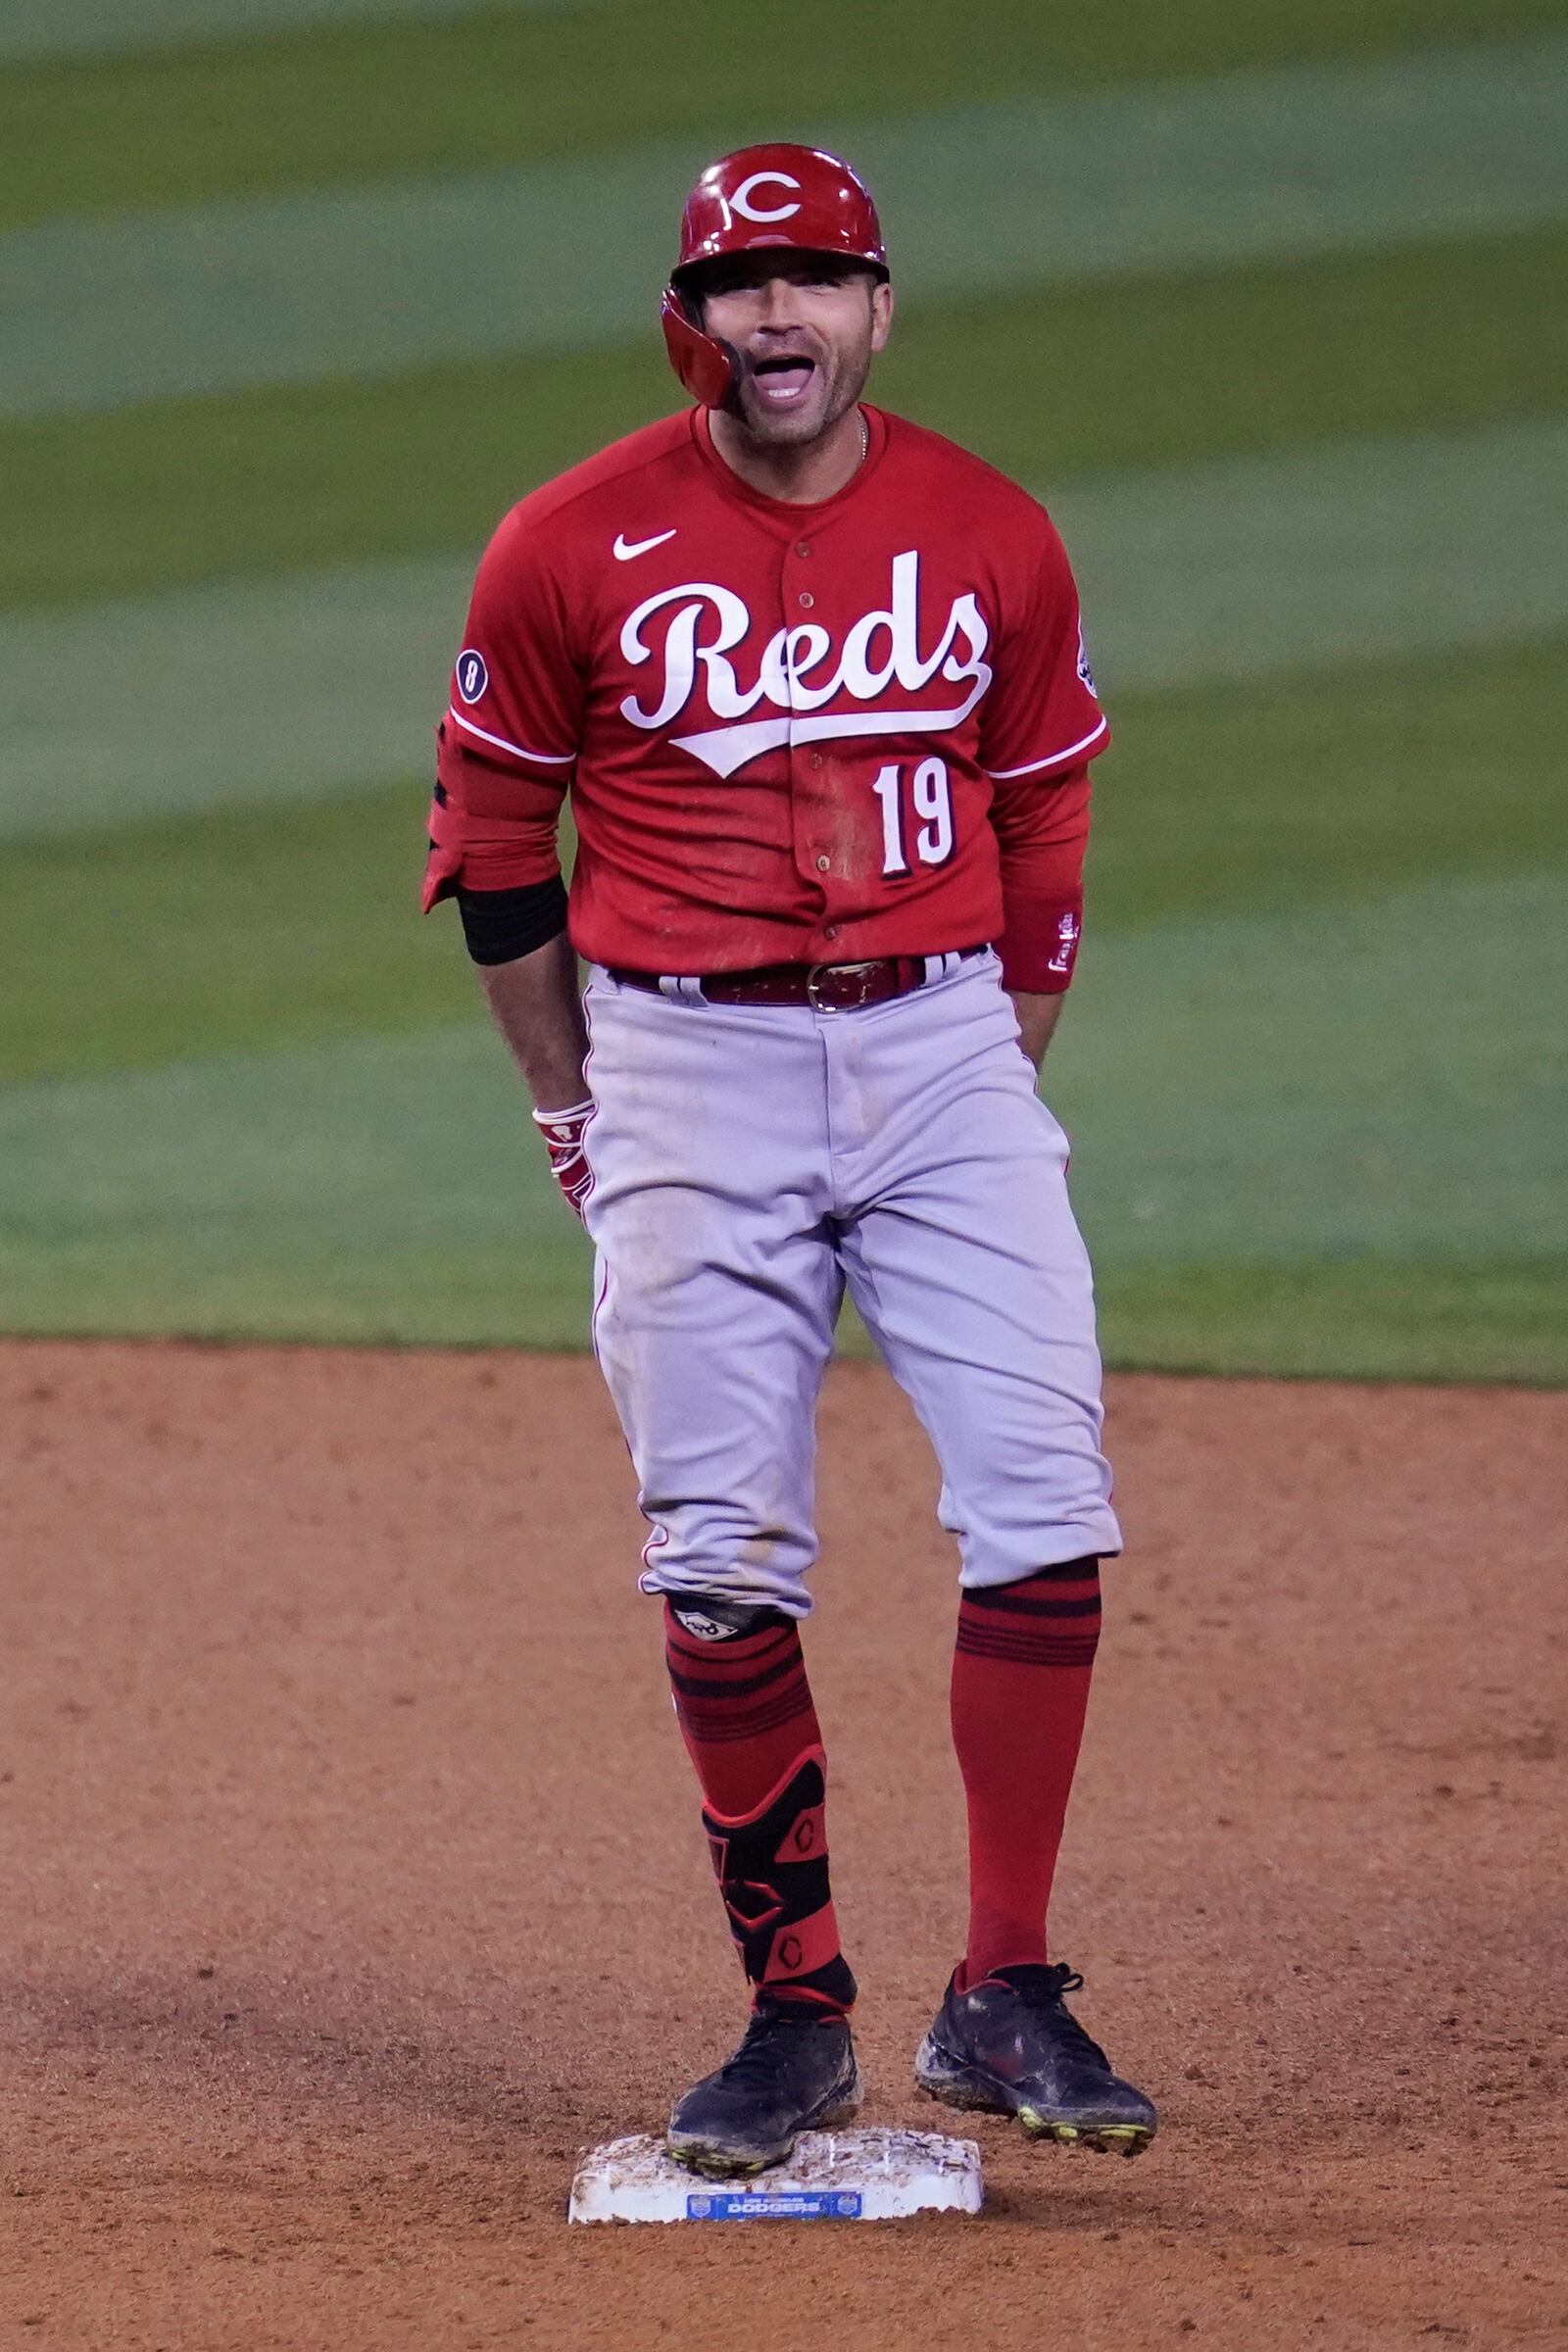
[661,143,889,406]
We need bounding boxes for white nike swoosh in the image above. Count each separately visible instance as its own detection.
[612,528,677,562]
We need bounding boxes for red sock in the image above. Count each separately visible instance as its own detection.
[664,1601,856,2015]
[950,1559,1102,1986]
[664,1600,820,1814]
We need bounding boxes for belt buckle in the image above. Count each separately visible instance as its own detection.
[807,959,877,1012]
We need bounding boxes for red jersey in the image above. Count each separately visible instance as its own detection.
[423,404,1106,990]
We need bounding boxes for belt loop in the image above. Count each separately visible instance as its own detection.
[658,975,706,1004]
[921,955,940,987]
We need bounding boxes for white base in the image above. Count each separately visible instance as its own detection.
[567,2127,984,2225]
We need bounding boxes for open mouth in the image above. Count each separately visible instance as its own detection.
[750,354,818,408]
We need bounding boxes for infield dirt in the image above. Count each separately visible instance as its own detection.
[3,1344,1563,2349]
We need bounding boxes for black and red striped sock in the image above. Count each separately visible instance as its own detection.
[950,1558,1102,1987]
[664,1599,856,2016]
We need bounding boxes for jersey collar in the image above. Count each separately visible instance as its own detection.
[690,403,889,531]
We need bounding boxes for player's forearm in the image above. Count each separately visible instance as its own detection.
[1008,989,1067,1069]
[992,764,1090,1005]
[478,931,590,1112]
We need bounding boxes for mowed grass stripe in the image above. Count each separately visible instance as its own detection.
[1054,416,1568,692]
[8,223,1567,612]
[1049,874,1568,1266]
[0,0,586,67]
[0,784,463,1086]
[7,639,1562,1084]
[3,558,472,837]
[0,1227,1559,1376]
[6,37,1568,419]
[1092,1257,1568,1386]
[2,875,1561,1375]
[6,415,1564,839]
[5,0,1558,228]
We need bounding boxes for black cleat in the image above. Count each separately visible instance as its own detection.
[915,1962,1156,2157]
[666,2004,862,2178]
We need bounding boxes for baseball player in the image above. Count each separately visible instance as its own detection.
[424,143,1156,2177]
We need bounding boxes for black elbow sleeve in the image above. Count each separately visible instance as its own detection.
[454,875,569,966]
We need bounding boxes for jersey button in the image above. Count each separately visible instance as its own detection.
[823,925,839,942]
[795,540,811,558]
[814,855,830,872]
[798,591,815,609]
[809,753,824,769]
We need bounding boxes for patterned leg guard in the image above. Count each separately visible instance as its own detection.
[704,1750,858,2016]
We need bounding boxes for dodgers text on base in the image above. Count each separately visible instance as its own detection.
[567,2129,984,2224]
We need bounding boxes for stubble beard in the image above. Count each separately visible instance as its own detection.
[728,343,871,455]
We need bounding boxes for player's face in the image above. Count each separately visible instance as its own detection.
[697,256,894,449]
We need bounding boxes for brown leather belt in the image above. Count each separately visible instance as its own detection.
[608,945,987,1012]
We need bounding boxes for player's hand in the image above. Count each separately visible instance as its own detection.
[531,1098,595,1221]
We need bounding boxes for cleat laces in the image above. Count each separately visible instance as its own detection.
[993,1964,1112,2071]
[714,2006,833,2093]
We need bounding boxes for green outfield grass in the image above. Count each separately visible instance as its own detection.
[2,0,1565,1380]
[1092,1260,1568,1386]
[7,640,1563,1082]
[4,868,1561,1375]
[3,0,1556,229]
[7,225,1566,610]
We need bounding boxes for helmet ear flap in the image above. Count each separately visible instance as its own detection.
[661,284,740,407]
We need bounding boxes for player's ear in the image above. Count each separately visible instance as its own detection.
[869,278,894,354]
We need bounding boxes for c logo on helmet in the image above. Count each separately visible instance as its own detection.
[729,171,802,224]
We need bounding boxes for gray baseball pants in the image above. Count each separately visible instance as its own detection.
[580,950,1120,1616]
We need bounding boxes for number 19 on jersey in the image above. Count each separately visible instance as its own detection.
[871,759,956,877]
